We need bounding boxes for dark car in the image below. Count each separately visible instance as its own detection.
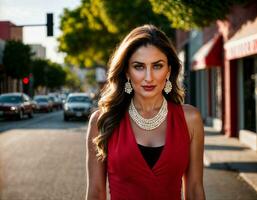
[63,93,93,121]
[34,95,53,112]
[31,100,38,112]
[48,95,62,110]
[0,93,34,119]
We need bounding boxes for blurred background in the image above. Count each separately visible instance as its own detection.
[0,0,256,199]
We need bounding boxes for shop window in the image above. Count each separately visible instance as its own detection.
[243,57,256,132]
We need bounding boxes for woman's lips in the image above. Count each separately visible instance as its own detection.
[142,85,156,91]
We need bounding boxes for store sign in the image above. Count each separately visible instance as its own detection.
[225,34,257,60]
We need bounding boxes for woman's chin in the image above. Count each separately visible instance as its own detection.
[135,91,162,99]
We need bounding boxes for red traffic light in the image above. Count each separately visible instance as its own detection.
[23,77,29,85]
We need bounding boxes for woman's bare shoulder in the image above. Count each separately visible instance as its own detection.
[182,104,203,140]
[87,110,101,138]
[182,104,202,122]
[89,110,101,124]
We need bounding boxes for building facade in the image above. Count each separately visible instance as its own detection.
[0,21,23,41]
[219,2,257,150]
[0,21,24,94]
[29,44,46,59]
[176,1,257,150]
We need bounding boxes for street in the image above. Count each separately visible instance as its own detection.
[0,111,256,200]
[0,111,87,200]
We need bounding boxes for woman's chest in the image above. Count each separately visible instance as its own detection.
[130,118,167,147]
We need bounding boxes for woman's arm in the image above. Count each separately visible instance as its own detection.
[182,104,206,200]
[86,111,107,200]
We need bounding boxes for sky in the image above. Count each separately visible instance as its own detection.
[0,0,81,63]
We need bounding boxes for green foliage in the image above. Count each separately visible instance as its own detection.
[3,40,32,79]
[58,0,174,67]
[59,0,250,67]
[31,59,66,90]
[46,62,66,90]
[63,66,82,91]
[85,69,96,87]
[58,5,112,67]
[149,0,250,30]
[88,0,174,36]
[31,59,48,88]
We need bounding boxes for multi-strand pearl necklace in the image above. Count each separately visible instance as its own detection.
[128,98,168,131]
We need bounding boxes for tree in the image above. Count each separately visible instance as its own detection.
[63,66,82,91]
[31,59,67,91]
[3,40,32,79]
[58,0,174,67]
[46,62,66,90]
[31,59,48,89]
[149,0,250,30]
[59,0,251,67]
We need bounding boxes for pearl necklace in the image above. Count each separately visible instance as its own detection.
[128,98,168,131]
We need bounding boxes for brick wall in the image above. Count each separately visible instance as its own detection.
[0,21,22,41]
[0,22,11,40]
[175,30,189,51]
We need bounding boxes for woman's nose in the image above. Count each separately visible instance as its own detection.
[145,67,153,82]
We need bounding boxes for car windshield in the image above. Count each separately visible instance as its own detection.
[0,95,22,103]
[35,98,48,103]
[67,96,91,103]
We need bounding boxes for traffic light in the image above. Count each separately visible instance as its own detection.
[46,13,54,36]
[22,77,29,94]
[22,77,29,85]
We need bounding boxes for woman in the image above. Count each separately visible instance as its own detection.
[86,24,205,200]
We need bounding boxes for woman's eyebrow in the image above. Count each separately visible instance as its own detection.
[152,59,165,64]
[131,59,165,64]
[131,61,143,64]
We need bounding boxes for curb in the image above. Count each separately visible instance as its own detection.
[204,154,257,193]
[240,172,257,192]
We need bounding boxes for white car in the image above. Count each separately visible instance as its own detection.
[63,93,93,121]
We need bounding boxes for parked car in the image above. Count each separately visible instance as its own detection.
[34,95,53,112]
[48,95,63,110]
[31,100,38,112]
[0,93,34,119]
[63,93,93,121]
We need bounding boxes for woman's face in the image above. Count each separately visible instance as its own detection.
[127,44,170,99]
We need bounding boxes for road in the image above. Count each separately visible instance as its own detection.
[0,111,87,200]
[0,111,256,200]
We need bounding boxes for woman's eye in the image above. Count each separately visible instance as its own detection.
[153,64,163,69]
[134,65,144,70]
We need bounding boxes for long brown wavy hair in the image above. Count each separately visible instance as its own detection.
[93,24,185,161]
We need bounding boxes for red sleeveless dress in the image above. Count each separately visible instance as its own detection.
[107,102,190,200]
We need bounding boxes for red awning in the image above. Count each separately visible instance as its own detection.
[191,34,223,70]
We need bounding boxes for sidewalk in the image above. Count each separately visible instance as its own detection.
[204,127,257,192]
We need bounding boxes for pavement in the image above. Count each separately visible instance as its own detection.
[204,126,257,192]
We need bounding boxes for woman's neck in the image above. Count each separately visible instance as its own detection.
[132,95,164,113]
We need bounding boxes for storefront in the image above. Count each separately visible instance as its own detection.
[224,33,257,150]
[191,34,223,130]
